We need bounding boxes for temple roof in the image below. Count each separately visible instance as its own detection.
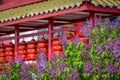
[0,0,120,23]
[91,0,120,8]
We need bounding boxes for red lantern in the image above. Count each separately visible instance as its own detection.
[27,54,36,60]
[0,44,5,57]
[5,56,14,62]
[27,49,37,54]
[0,57,5,63]
[52,46,62,51]
[52,35,63,55]
[0,48,4,53]
[66,33,73,40]
[18,41,27,61]
[53,51,62,55]
[4,42,14,62]
[80,38,89,44]
[0,44,6,63]
[5,42,14,62]
[37,38,48,53]
[27,39,37,60]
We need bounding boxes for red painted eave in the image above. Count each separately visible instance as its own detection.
[85,4,120,14]
[0,4,88,26]
[0,4,120,27]
[0,0,42,11]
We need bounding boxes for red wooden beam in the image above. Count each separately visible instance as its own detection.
[89,12,95,28]
[18,31,48,39]
[48,19,53,60]
[52,26,80,33]
[0,4,88,26]
[0,36,14,41]
[14,26,19,57]
[0,31,48,41]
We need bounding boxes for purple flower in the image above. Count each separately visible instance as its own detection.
[112,37,120,60]
[55,59,67,73]
[106,62,117,74]
[104,40,112,51]
[4,69,9,78]
[16,56,30,80]
[50,52,57,62]
[15,55,23,63]
[82,50,91,58]
[19,70,31,80]
[59,52,66,59]
[80,26,90,37]
[94,16,102,26]
[16,55,29,70]
[83,62,93,73]
[49,57,67,78]
[110,21,115,28]
[8,57,14,65]
[96,45,103,53]
[59,33,67,47]
[84,44,90,49]
[97,63,103,72]
[117,67,120,75]
[37,52,46,61]
[70,34,79,46]
[36,52,46,75]
[66,65,81,80]
[49,68,56,78]
[86,18,93,28]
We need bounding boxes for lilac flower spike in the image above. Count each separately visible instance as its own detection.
[83,62,93,73]
[106,62,117,74]
[4,69,9,79]
[36,52,47,75]
[59,33,67,47]
[96,45,103,53]
[19,70,31,80]
[51,52,57,62]
[16,55,31,80]
[15,55,23,63]
[104,40,112,51]
[70,34,79,46]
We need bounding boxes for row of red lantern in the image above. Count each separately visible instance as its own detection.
[0,44,5,63]
[0,42,14,63]
[17,38,48,61]
[0,33,78,62]
[0,37,48,62]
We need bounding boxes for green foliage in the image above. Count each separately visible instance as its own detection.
[8,62,22,80]
[2,19,120,80]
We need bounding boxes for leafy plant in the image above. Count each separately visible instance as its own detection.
[1,16,120,80]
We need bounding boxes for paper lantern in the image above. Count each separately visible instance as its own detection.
[27,39,37,54]
[37,38,48,53]
[0,44,5,57]
[5,42,14,57]
[27,39,37,60]
[18,41,27,61]
[52,35,62,54]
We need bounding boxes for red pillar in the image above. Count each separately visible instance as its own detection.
[48,19,53,60]
[15,26,19,58]
[89,12,95,28]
